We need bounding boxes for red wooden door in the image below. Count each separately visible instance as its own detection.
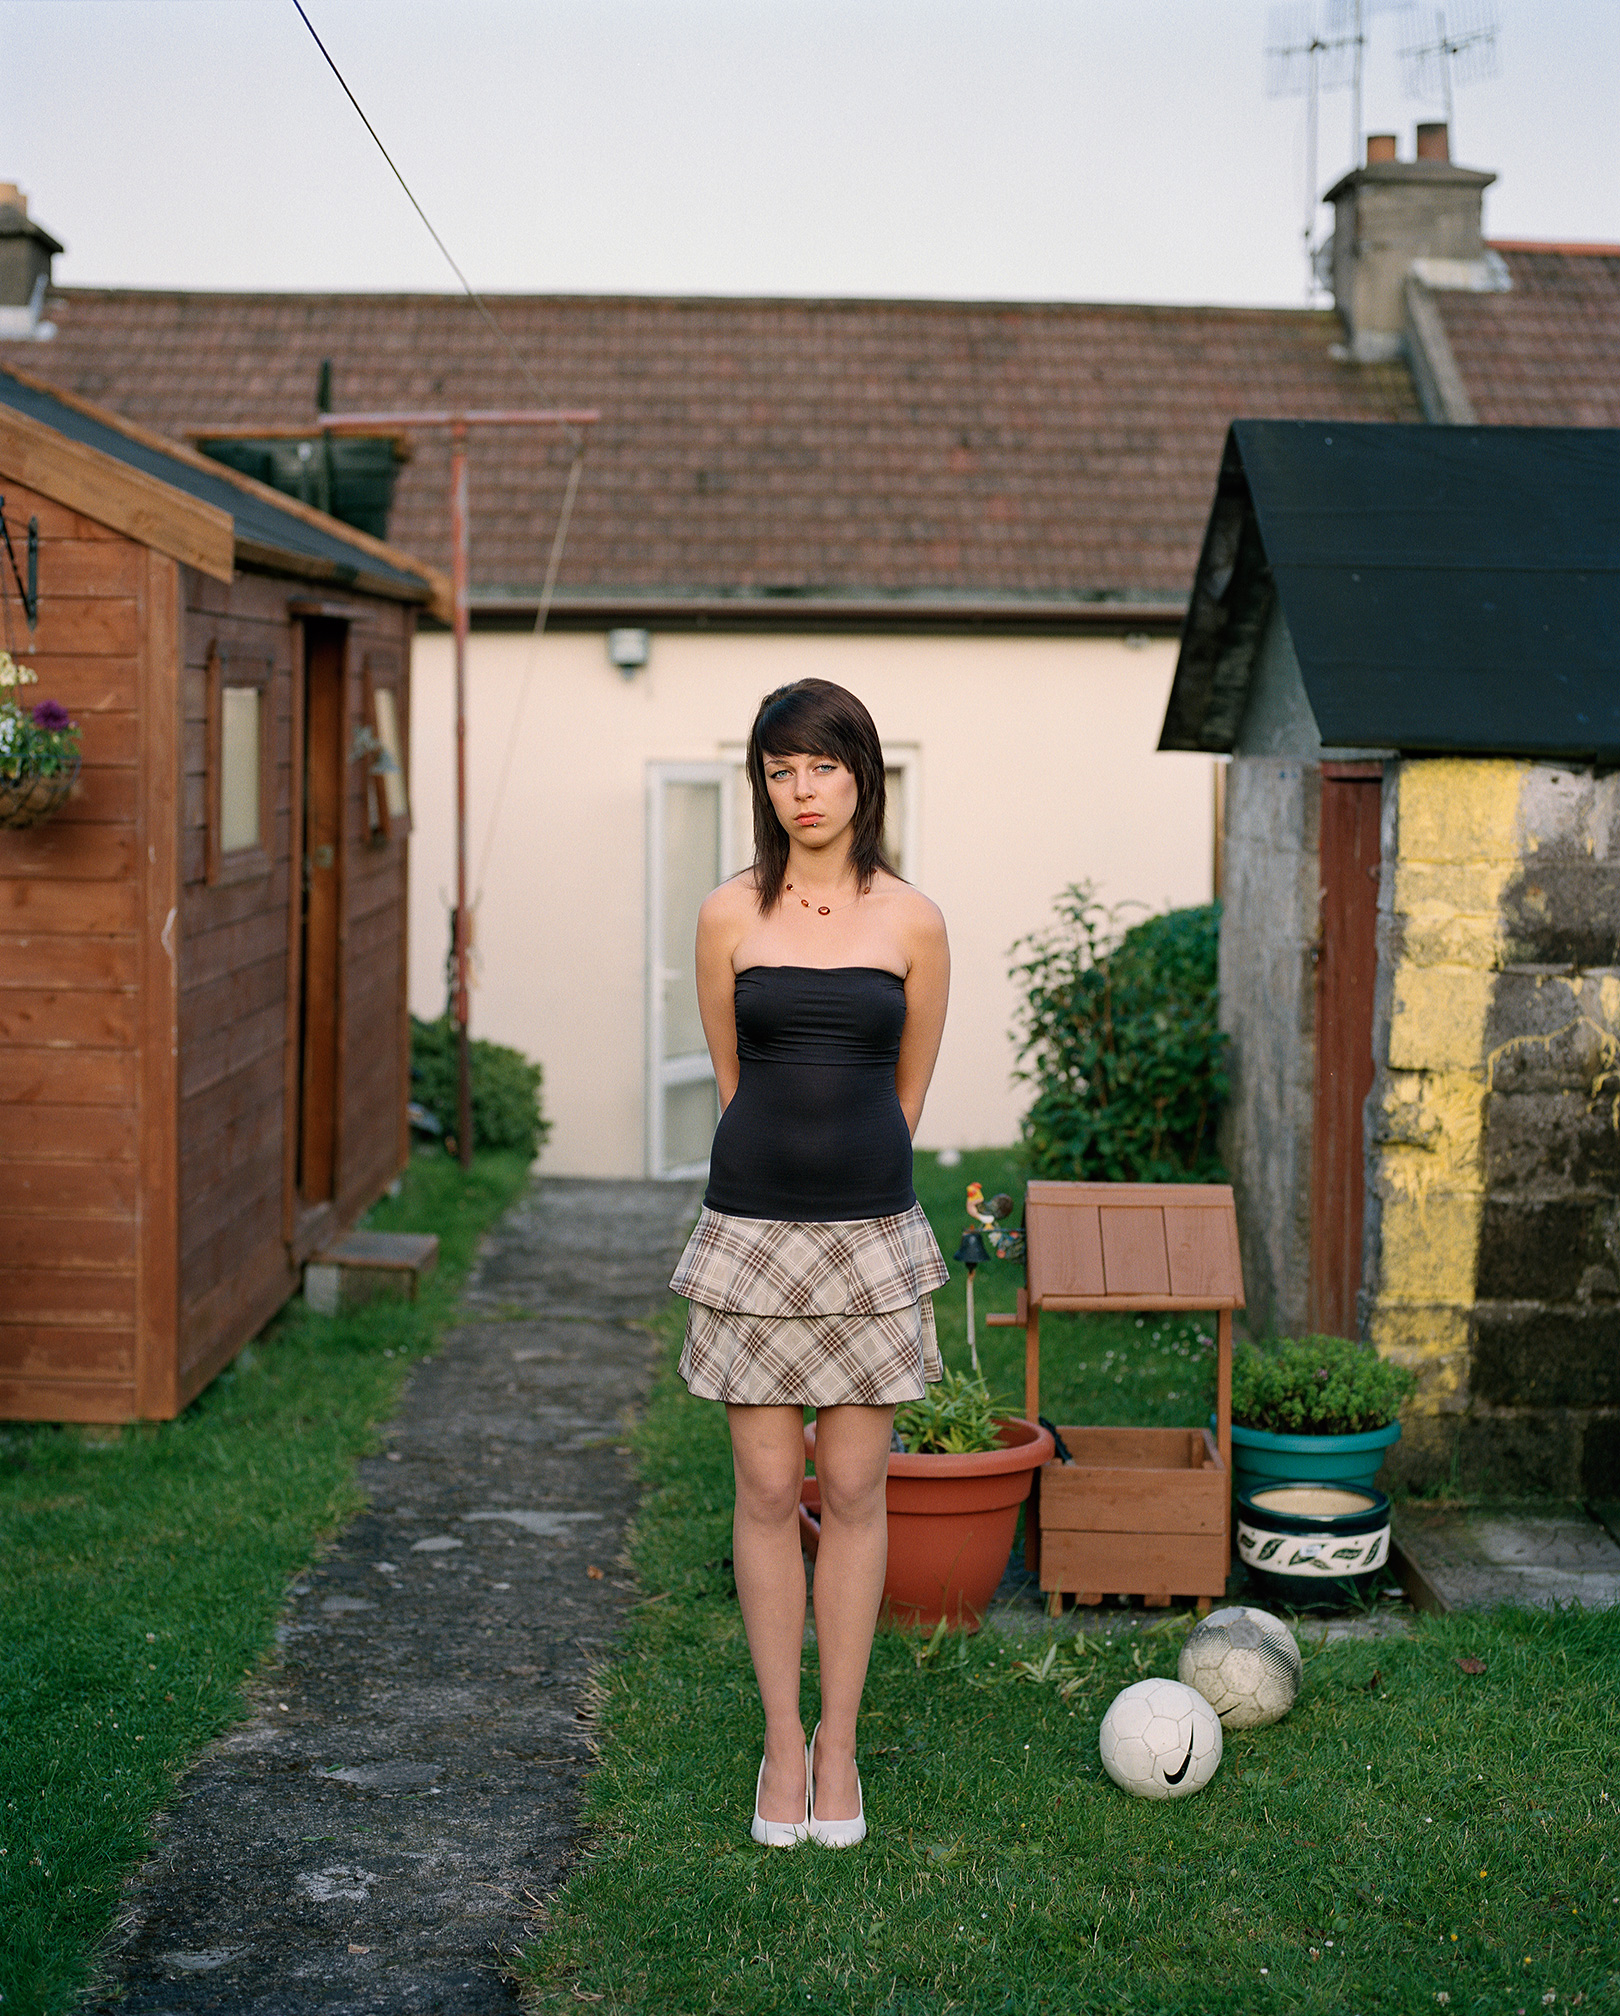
[297,624,345,1204]
[1310,766,1382,1337]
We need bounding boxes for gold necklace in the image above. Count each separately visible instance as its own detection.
[785,881,861,917]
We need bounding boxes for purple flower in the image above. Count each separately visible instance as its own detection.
[32,700,72,731]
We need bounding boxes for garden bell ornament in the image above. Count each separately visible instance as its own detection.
[951,1228,989,1375]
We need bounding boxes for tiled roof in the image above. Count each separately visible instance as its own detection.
[21,287,1421,606]
[1435,246,1620,428]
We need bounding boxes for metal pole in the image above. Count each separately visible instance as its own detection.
[1304,40,1320,302]
[450,422,473,1170]
[301,407,596,1172]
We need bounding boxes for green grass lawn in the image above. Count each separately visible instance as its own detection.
[516,1151,1620,2015]
[0,1149,531,2016]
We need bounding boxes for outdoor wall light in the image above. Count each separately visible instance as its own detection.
[607,628,650,679]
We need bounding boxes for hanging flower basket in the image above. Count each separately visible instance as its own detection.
[0,752,80,830]
[0,653,81,831]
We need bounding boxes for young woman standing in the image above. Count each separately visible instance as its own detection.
[669,678,950,1848]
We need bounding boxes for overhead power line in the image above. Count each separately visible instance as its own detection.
[474,446,589,904]
[289,0,572,435]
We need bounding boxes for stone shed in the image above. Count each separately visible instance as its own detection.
[1160,419,1620,1495]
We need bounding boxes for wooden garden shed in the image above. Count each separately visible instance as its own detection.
[0,362,449,1423]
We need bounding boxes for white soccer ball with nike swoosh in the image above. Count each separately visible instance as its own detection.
[1098,1678,1222,1799]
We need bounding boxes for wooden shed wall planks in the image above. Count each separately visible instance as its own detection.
[0,481,151,1421]
[333,617,412,1227]
[0,470,415,1422]
[175,571,298,1406]
[173,576,414,1412]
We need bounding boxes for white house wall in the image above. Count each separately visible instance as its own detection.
[407,629,1215,1176]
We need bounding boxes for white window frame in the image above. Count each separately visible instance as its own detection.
[646,761,737,1179]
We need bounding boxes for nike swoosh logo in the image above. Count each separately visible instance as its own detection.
[1164,1731,1196,1786]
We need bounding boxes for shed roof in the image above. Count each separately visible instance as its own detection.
[0,362,448,617]
[1159,420,1620,761]
[17,286,1422,625]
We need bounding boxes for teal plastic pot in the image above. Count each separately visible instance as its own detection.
[1214,1416,1401,1502]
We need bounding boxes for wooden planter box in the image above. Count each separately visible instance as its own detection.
[988,1183,1246,1615]
[1033,1425,1228,1608]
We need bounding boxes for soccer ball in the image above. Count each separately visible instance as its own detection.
[1098,1678,1222,1799]
[1178,1606,1302,1729]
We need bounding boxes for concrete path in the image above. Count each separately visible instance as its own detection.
[96,1177,703,2016]
[1394,1500,1620,1611]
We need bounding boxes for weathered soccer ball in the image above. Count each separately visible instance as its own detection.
[1178,1605,1303,1730]
[1098,1677,1222,1799]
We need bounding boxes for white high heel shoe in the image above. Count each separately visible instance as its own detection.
[750,1746,810,1848]
[807,1721,866,1848]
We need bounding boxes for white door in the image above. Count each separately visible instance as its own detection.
[647,763,735,1178]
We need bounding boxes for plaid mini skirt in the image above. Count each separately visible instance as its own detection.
[670,1203,949,1408]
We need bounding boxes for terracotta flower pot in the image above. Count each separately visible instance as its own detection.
[798,1416,1055,1634]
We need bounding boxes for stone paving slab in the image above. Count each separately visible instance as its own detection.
[94,1177,702,2016]
[1393,1502,1620,1611]
[984,1562,1415,1642]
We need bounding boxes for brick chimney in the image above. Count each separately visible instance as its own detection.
[1322,127,1498,361]
[0,185,63,341]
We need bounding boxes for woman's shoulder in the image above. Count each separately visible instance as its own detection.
[870,872,947,963]
[698,870,759,934]
[872,870,945,929]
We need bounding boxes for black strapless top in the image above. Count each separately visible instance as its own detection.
[702,966,914,1222]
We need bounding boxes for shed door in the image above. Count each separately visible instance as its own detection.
[297,621,346,1205]
[647,763,735,1178]
[1310,765,1383,1336]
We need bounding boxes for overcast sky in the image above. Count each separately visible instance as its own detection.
[5,0,1616,307]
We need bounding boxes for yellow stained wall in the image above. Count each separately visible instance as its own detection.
[1366,758,1525,1409]
[407,629,1216,1176]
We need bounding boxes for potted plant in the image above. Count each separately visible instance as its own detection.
[797,1370,1054,1633]
[1234,1477,1395,1607]
[1225,1334,1417,1500]
[0,652,81,830]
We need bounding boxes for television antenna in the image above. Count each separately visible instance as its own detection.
[1267,2,1450,295]
[1399,2,1500,139]
[1265,2,1369,295]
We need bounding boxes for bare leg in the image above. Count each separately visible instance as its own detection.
[809,1403,894,1820]
[726,1403,809,1823]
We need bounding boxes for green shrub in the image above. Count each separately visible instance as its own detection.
[1231,1333,1417,1436]
[410,1015,549,1160]
[1010,885,1226,1182]
[894,1369,1013,1455]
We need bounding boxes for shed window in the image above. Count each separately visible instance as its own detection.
[362,660,410,841]
[206,641,273,884]
[219,686,262,852]
[371,685,408,825]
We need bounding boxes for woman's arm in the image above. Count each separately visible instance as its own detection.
[695,882,747,1111]
[895,898,950,1138]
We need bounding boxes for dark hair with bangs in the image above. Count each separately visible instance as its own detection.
[746,679,893,914]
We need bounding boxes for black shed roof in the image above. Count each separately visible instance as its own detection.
[1159,420,1620,761]
[0,364,439,609]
